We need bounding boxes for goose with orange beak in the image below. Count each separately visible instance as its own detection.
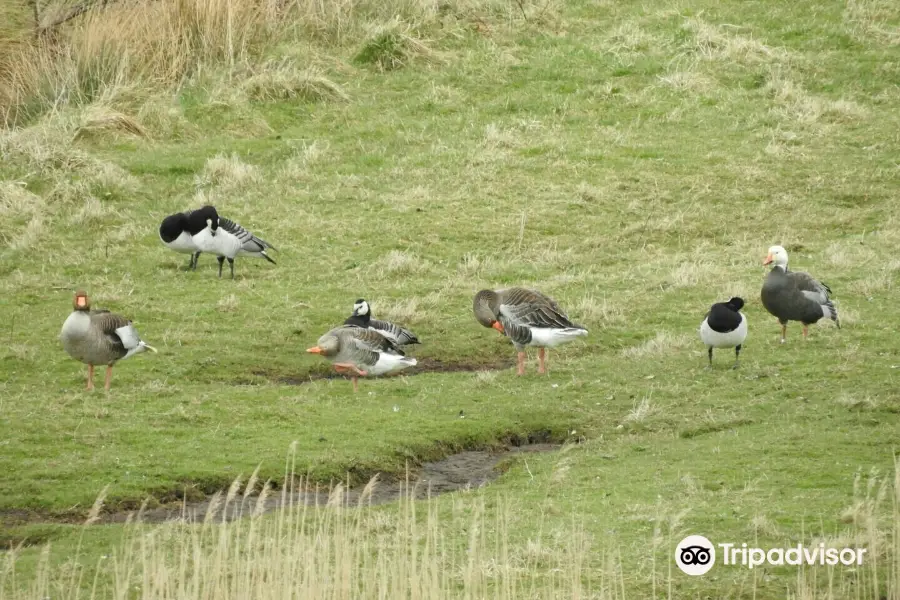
[473,287,588,375]
[306,326,417,392]
[760,245,840,343]
[59,291,157,391]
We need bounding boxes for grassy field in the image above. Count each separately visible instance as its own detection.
[1,0,900,596]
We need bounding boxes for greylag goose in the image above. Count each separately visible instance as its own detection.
[193,213,276,279]
[761,245,840,343]
[473,287,588,375]
[59,291,157,391]
[699,297,747,368]
[158,205,219,270]
[343,299,420,347]
[306,325,417,392]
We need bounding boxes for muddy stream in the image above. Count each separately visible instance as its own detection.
[98,443,560,525]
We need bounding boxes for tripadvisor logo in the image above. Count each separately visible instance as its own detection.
[675,535,716,575]
[675,535,868,576]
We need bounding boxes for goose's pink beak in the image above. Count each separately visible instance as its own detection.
[306,347,323,354]
[492,321,505,333]
[763,254,773,265]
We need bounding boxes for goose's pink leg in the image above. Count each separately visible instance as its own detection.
[516,352,526,376]
[104,365,113,391]
[538,348,547,374]
[87,365,95,391]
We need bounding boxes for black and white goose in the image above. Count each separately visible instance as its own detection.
[194,215,277,279]
[699,297,747,369]
[343,299,420,347]
[158,205,219,270]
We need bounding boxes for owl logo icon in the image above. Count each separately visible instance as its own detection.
[676,535,716,575]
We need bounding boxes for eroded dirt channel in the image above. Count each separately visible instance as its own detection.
[96,443,560,525]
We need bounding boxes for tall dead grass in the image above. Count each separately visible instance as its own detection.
[2,451,898,599]
[0,0,539,127]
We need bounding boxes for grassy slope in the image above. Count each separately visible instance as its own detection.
[2,0,900,595]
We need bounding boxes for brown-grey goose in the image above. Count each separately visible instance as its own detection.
[760,245,840,343]
[59,291,157,391]
[473,287,588,375]
[306,325,417,392]
[343,299,420,347]
[699,297,747,368]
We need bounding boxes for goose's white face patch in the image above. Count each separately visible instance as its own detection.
[354,301,370,316]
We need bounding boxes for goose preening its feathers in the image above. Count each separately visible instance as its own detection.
[193,215,277,279]
[761,245,840,343]
[699,297,747,369]
[158,205,219,270]
[59,291,157,391]
[473,287,588,375]
[343,299,420,347]
[306,325,417,392]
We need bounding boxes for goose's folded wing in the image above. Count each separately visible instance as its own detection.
[370,319,419,344]
[499,289,577,329]
[220,217,275,252]
[788,271,832,304]
[348,326,404,356]
[90,310,135,350]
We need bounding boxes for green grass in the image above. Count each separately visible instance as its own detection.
[2,0,900,596]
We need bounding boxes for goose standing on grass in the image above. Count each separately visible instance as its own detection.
[306,326,417,392]
[473,287,588,375]
[343,299,420,347]
[193,213,276,279]
[59,291,157,391]
[158,205,219,270]
[761,245,840,343]
[699,297,747,369]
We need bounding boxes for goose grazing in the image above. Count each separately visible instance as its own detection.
[59,291,157,391]
[193,214,276,279]
[761,245,840,343]
[306,326,417,392]
[473,287,588,375]
[158,205,219,270]
[343,299,420,347]
[699,297,747,369]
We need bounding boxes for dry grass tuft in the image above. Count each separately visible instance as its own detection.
[656,69,716,93]
[197,152,261,189]
[836,393,879,411]
[844,0,900,46]
[680,18,788,64]
[354,19,439,72]
[765,73,867,125]
[622,332,693,359]
[73,106,148,141]
[242,62,349,102]
[370,297,421,323]
[374,249,428,276]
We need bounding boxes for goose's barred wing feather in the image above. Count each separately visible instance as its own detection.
[370,319,420,345]
[345,326,405,356]
[90,310,132,351]
[499,287,581,329]
[219,217,276,252]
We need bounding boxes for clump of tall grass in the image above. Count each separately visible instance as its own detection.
[0,453,608,599]
[0,0,544,127]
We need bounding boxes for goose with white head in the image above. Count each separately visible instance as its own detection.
[473,287,588,375]
[343,299,420,347]
[761,245,840,343]
[59,291,157,391]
